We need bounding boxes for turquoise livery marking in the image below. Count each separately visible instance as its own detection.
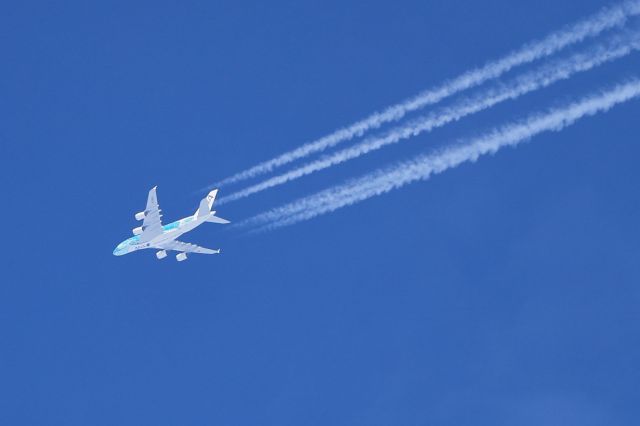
[163,221,180,231]
[162,216,194,232]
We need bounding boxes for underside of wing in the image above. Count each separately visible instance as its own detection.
[139,186,164,242]
[157,239,220,255]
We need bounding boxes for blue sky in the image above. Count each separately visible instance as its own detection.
[2,1,640,424]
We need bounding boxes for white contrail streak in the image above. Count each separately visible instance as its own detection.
[238,78,640,231]
[219,31,640,204]
[213,0,640,188]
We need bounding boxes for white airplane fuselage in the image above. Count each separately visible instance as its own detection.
[113,214,208,256]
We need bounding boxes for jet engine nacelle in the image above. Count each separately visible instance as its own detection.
[156,250,167,260]
[176,252,187,262]
[135,211,146,221]
[132,226,143,235]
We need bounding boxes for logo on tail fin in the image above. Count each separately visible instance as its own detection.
[196,189,219,218]
[206,189,218,210]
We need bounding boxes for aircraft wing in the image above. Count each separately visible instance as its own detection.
[158,240,220,255]
[139,186,164,242]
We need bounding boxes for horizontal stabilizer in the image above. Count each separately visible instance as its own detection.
[207,215,230,224]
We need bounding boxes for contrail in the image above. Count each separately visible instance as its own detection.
[218,30,640,204]
[238,78,640,231]
[213,0,640,188]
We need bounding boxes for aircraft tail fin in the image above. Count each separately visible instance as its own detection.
[195,189,218,218]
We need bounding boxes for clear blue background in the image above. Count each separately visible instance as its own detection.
[1,1,639,424]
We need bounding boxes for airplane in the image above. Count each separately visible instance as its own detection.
[113,186,230,261]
